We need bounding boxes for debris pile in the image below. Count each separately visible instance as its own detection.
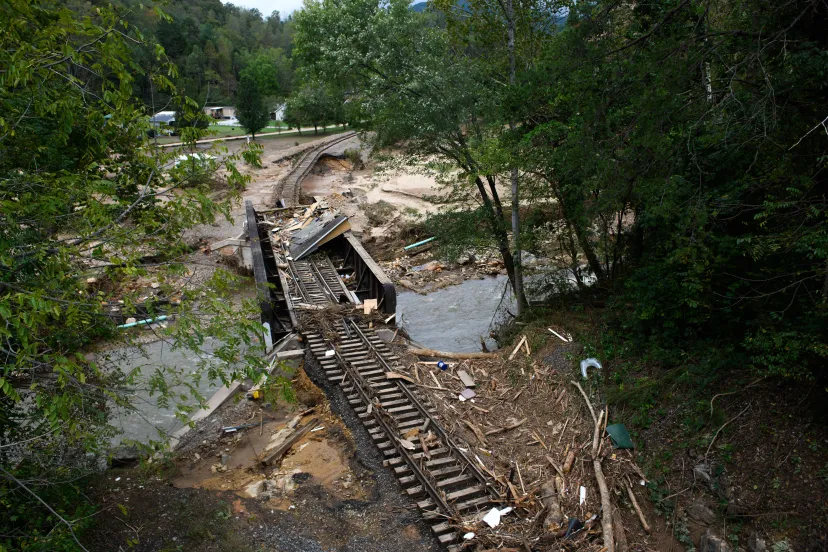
[389,333,661,551]
[379,249,507,294]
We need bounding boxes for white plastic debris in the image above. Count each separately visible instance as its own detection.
[482,508,501,528]
[325,350,335,358]
[311,426,325,432]
[463,532,475,540]
[482,506,514,528]
[580,358,602,378]
[115,477,121,482]
[579,486,587,505]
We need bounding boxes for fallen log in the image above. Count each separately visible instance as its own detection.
[541,480,564,529]
[408,347,496,360]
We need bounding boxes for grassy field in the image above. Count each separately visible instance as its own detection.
[153,123,347,145]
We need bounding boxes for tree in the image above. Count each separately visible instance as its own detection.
[284,80,343,134]
[293,0,525,298]
[236,73,270,138]
[240,48,291,98]
[0,2,271,548]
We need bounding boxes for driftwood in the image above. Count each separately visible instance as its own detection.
[485,417,527,436]
[541,480,564,529]
[571,380,614,552]
[409,347,495,360]
[625,479,651,533]
[562,449,576,473]
[613,504,629,552]
[463,420,489,446]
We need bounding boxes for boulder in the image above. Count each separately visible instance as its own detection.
[110,445,139,468]
[686,500,717,525]
[520,251,538,267]
[699,529,731,552]
[456,253,476,265]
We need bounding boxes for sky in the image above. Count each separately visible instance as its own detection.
[224,0,304,18]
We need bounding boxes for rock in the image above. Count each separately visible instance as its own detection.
[715,473,732,500]
[258,491,273,501]
[124,317,137,325]
[747,532,767,552]
[150,282,160,289]
[520,251,538,267]
[456,253,476,265]
[686,500,717,525]
[694,462,712,484]
[244,480,266,499]
[110,445,139,468]
[699,529,731,552]
[220,453,231,466]
[422,261,445,272]
[86,452,108,472]
[375,328,396,343]
[85,277,98,285]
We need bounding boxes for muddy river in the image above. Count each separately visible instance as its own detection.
[396,274,514,353]
[106,338,225,445]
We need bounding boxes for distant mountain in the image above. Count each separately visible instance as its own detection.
[411,1,428,12]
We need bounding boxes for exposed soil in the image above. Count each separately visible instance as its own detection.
[83,359,440,552]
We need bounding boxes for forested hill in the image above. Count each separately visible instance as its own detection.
[67,0,296,108]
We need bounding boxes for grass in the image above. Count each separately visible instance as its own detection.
[153,123,348,145]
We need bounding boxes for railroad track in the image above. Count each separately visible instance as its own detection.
[285,252,501,548]
[276,131,357,206]
[285,256,351,306]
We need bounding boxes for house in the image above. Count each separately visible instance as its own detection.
[204,106,236,120]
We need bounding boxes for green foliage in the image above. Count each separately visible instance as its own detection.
[114,0,295,107]
[283,80,344,134]
[236,73,270,137]
[0,1,268,548]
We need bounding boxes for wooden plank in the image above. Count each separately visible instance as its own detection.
[457,370,476,388]
[260,417,319,465]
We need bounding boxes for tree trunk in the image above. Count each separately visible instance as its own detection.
[504,0,527,315]
[475,176,519,301]
[548,177,605,281]
[314,124,318,134]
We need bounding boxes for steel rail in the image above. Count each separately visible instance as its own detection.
[345,319,500,501]
[331,343,455,519]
